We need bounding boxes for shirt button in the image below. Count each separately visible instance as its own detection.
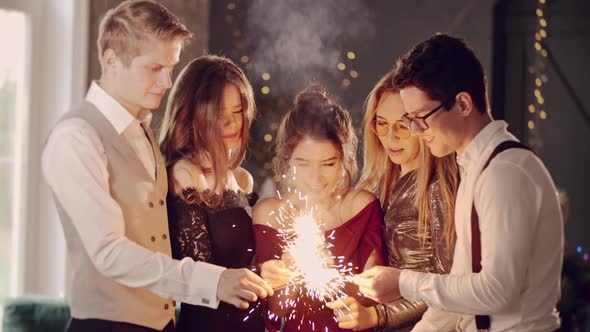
[172,300,177,306]
[148,202,154,208]
[162,234,168,240]
[151,236,156,242]
[164,303,169,310]
[159,199,165,206]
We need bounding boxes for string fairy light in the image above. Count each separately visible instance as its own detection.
[339,50,359,90]
[527,0,550,149]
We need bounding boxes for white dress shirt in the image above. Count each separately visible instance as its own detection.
[400,121,563,332]
[42,82,225,309]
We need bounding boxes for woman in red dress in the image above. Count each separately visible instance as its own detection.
[253,87,386,332]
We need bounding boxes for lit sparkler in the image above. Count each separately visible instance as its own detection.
[261,179,357,327]
[250,166,370,331]
[280,208,349,300]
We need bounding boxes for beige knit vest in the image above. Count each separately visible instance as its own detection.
[53,101,175,329]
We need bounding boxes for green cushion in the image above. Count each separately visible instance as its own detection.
[2,295,70,332]
[3,295,181,332]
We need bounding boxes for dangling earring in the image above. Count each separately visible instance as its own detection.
[282,165,297,192]
[333,167,347,196]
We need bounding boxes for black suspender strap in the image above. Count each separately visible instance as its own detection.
[472,141,533,330]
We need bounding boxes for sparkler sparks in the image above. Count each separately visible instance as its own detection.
[281,209,349,299]
[252,168,369,330]
[260,185,357,328]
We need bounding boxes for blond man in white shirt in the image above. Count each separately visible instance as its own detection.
[42,1,272,332]
[354,34,563,332]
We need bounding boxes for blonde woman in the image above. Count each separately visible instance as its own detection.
[329,70,459,331]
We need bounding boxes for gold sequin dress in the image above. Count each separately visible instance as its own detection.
[375,170,454,332]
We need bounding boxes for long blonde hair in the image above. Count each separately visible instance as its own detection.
[358,70,459,247]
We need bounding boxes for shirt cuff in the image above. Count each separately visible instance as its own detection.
[192,261,226,309]
[399,269,421,302]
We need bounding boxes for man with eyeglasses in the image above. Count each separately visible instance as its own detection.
[354,34,563,332]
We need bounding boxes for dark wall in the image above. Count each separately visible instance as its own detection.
[210,0,495,122]
[209,0,495,186]
[346,1,496,121]
[494,0,590,252]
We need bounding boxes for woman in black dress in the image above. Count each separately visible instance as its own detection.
[159,55,264,332]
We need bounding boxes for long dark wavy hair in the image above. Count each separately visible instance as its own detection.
[159,55,255,205]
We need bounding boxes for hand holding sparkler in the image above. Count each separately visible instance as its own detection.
[260,253,296,289]
[327,296,379,330]
[353,266,402,304]
[217,268,274,309]
[253,189,379,328]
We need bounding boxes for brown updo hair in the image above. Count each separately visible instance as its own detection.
[273,85,358,193]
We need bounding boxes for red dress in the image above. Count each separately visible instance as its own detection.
[254,199,385,332]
